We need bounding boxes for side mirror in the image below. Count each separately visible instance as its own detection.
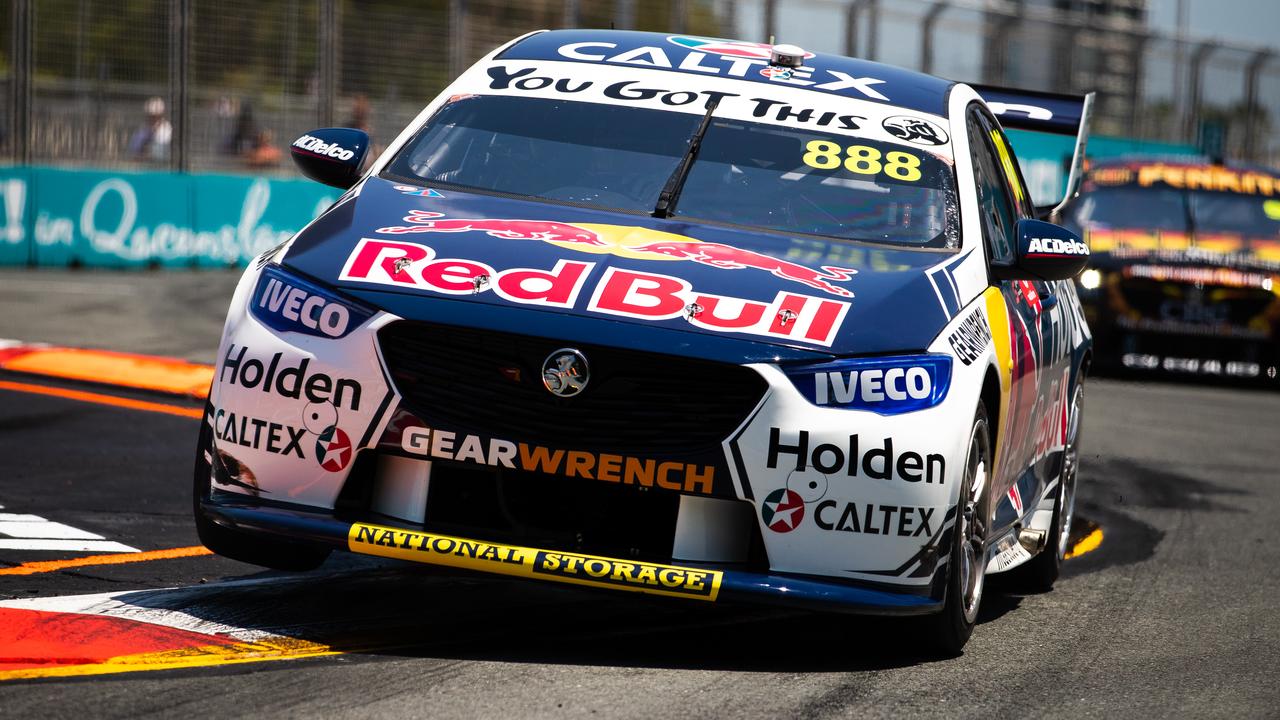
[992,218,1090,282]
[290,128,369,189]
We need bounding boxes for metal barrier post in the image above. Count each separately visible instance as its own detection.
[1185,42,1218,141]
[984,10,1020,85]
[614,0,634,30]
[920,1,949,75]
[865,0,879,61]
[450,0,467,85]
[10,0,32,164]
[1243,50,1274,160]
[563,0,579,28]
[763,0,775,42]
[318,0,337,127]
[669,0,687,34]
[1126,31,1149,140]
[168,0,191,172]
[844,1,861,57]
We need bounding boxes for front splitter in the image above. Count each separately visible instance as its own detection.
[204,502,942,616]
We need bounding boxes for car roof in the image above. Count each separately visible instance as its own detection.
[1084,157,1280,196]
[499,29,956,116]
[1089,156,1280,177]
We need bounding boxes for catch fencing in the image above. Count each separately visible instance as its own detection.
[2,0,1278,173]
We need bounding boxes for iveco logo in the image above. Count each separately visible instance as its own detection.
[542,348,589,397]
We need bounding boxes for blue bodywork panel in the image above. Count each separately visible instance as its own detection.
[283,177,960,358]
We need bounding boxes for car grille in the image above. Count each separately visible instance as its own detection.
[377,321,769,455]
[1114,278,1275,339]
[423,461,681,562]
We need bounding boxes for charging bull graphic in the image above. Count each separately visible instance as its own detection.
[377,210,608,247]
[625,240,858,297]
[375,212,857,297]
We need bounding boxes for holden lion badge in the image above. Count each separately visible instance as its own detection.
[542,348,589,397]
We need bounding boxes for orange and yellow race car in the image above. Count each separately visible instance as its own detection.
[1063,158,1280,382]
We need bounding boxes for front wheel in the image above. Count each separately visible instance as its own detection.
[925,402,992,656]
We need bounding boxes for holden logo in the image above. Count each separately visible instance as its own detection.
[761,488,805,533]
[542,348,589,397]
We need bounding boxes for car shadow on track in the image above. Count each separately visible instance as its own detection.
[105,552,1035,675]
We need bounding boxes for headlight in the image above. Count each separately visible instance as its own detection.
[1079,268,1102,290]
[782,354,952,415]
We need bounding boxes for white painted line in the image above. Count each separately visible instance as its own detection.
[0,508,140,553]
[0,520,107,540]
[1,587,273,642]
[0,539,141,552]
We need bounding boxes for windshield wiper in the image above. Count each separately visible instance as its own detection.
[653,97,721,219]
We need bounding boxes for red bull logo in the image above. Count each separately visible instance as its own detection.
[666,36,815,61]
[374,212,857,297]
[339,238,850,346]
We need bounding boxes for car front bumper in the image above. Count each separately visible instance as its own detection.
[199,498,943,616]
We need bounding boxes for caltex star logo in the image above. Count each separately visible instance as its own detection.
[315,426,352,473]
[761,488,805,533]
[667,36,815,61]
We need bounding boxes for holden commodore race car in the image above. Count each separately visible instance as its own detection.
[1063,158,1280,382]
[195,29,1094,653]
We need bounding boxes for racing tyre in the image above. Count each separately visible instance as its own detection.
[926,402,992,656]
[1013,382,1083,591]
[193,403,330,571]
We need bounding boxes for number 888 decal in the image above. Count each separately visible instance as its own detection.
[802,140,923,182]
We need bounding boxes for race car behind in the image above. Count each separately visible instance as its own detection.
[1063,158,1280,382]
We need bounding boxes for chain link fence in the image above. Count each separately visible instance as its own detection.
[3,0,1278,173]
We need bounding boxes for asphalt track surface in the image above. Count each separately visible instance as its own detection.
[2,269,1279,718]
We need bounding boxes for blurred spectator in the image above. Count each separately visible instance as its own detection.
[344,94,372,135]
[128,97,172,162]
[223,102,258,156]
[344,94,381,161]
[243,130,282,169]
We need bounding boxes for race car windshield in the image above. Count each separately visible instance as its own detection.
[1189,191,1280,239]
[1069,187,1188,232]
[674,119,956,247]
[1070,183,1280,250]
[384,95,958,249]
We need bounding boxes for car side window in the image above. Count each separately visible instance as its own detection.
[978,113,1060,298]
[968,112,1017,263]
[980,116,1035,219]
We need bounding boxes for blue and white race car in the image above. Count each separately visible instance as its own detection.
[195,30,1094,653]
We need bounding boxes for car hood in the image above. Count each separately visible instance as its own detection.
[282,178,961,358]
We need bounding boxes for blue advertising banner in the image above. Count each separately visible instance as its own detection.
[0,166,338,268]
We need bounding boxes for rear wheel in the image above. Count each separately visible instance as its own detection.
[193,403,330,571]
[1013,382,1083,590]
[926,402,992,656]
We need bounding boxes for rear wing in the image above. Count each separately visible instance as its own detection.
[973,85,1096,219]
